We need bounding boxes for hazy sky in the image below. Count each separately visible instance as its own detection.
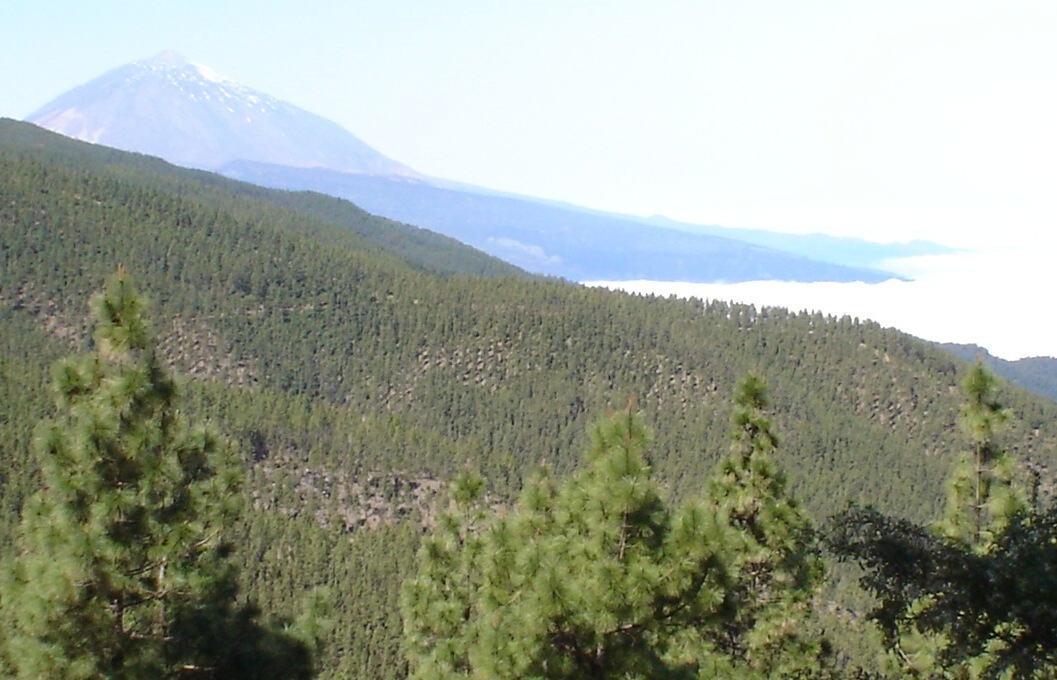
[3,1,1056,357]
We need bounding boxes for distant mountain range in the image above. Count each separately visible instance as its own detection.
[218,160,912,282]
[939,343,1057,403]
[642,216,955,269]
[25,51,951,284]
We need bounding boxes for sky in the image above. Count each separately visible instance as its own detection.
[3,1,1056,358]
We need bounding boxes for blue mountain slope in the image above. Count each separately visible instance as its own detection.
[940,343,1057,403]
[27,52,922,284]
[220,161,900,283]
[643,216,954,269]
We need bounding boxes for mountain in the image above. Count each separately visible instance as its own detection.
[219,160,900,283]
[4,121,1057,677]
[0,118,523,281]
[27,52,930,284]
[26,50,417,176]
[940,343,1057,403]
[644,215,956,269]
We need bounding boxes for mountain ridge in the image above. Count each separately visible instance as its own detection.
[939,342,1057,403]
[4,120,1057,677]
[643,214,956,269]
[26,52,943,284]
[219,160,903,283]
[4,118,1055,514]
[27,50,417,176]
[0,118,523,280]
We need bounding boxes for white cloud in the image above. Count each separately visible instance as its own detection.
[586,246,1056,361]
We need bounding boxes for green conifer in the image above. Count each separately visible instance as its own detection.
[938,362,1023,549]
[707,373,826,676]
[830,365,1045,678]
[897,363,1027,676]
[1,272,314,678]
[403,396,828,678]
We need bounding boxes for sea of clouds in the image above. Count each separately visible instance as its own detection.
[587,246,1055,361]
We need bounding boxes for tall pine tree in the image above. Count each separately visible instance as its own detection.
[403,406,735,678]
[829,365,1052,678]
[707,374,826,675]
[937,362,1023,549]
[1,272,314,679]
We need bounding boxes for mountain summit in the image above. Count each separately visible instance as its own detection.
[24,53,938,283]
[27,51,416,176]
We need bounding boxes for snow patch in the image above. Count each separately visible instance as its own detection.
[190,60,228,84]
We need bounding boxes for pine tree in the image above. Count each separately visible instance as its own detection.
[877,364,1025,675]
[937,362,1023,549]
[828,365,1052,679]
[403,407,732,678]
[402,397,827,679]
[1,272,314,679]
[707,373,826,676]
[901,364,1025,676]
[400,468,491,677]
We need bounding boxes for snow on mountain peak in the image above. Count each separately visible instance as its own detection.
[142,50,231,85]
[190,60,227,84]
[25,53,420,177]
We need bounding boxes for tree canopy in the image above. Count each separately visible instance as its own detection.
[4,120,1057,678]
[402,379,828,679]
[1,273,316,679]
[829,365,1056,679]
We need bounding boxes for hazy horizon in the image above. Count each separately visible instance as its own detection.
[4,2,1055,358]
[589,246,1055,361]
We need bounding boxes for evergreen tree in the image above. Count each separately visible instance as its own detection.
[399,468,491,677]
[402,396,826,679]
[908,364,1025,676]
[708,374,826,675]
[829,501,1057,679]
[937,363,1023,549]
[1,272,314,679]
[829,365,1052,679]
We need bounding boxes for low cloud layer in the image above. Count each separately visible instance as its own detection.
[587,247,1055,361]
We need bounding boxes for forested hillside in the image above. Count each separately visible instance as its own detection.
[3,119,1057,677]
[0,119,526,281]
[940,342,1057,403]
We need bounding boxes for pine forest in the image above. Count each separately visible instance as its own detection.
[2,118,1057,677]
